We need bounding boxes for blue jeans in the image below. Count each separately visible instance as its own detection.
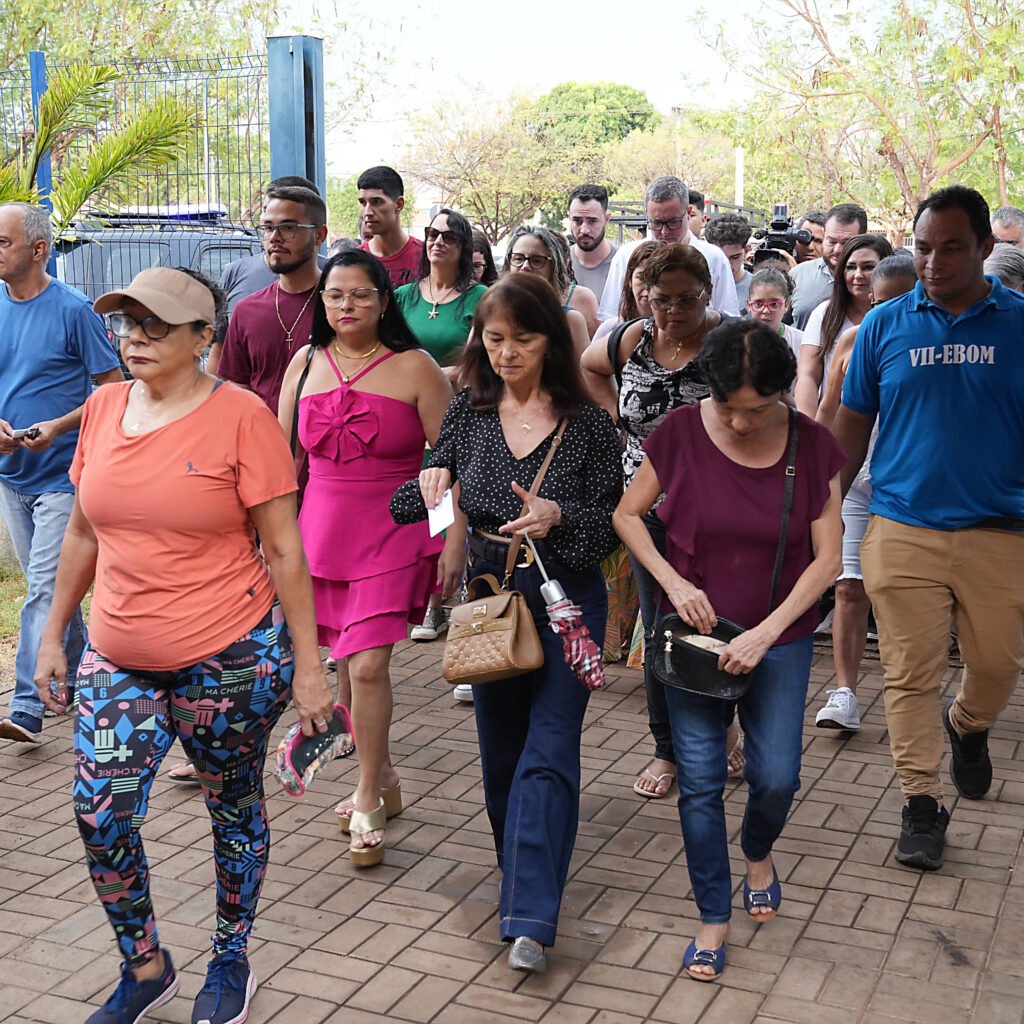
[0,482,87,720]
[625,511,674,764]
[664,635,813,924]
[469,554,607,948]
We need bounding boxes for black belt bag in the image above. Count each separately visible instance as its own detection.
[652,408,800,701]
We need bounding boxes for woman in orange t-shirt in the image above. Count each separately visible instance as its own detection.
[32,267,334,1024]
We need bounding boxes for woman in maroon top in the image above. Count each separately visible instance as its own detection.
[614,320,843,982]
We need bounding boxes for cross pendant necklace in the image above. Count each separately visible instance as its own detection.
[275,283,316,344]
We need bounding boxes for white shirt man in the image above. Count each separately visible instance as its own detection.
[597,177,738,322]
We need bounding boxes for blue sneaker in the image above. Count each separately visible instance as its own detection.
[192,955,257,1024]
[0,711,42,742]
[86,950,178,1024]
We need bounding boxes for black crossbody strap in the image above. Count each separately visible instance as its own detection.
[768,407,800,615]
[290,345,317,457]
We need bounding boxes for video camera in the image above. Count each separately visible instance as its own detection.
[751,204,812,266]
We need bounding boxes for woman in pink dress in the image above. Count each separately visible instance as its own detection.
[279,249,464,866]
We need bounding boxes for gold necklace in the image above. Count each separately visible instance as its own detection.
[426,278,459,320]
[275,282,316,344]
[502,399,547,432]
[332,339,383,383]
[127,373,203,434]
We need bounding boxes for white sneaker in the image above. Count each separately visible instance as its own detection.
[411,606,448,642]
[815,688,861,730]
[453,684,474,703]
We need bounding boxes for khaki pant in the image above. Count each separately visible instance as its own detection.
[860,516,1024,800]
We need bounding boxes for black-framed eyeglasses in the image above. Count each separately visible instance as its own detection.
[509,252,553,270]
[107,312,173,340]
[425,228,460,245]
[648,217,686,232]
[649,289,707,313]
[256,222,318,240]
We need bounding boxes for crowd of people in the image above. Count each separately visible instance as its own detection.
[0,160,1022,1021]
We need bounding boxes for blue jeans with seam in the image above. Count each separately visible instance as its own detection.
[468,554,607,948]
[0,482,86,720]
[664,635,813,924]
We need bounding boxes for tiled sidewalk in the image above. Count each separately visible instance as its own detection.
[1,643,1023,1024]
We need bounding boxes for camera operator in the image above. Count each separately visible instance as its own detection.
[795,212,826,263]
[790,203,867,329]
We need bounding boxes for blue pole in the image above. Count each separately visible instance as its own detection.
[267,35,325,195]
[301,36,326,199]
[28,51,52,206]
[28,50,56,274]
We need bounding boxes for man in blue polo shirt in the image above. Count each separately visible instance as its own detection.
[836,185,1024,872]
[0,203,123,742]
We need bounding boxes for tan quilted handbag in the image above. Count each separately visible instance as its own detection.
[440,419,567,686]
[441,573,543,684]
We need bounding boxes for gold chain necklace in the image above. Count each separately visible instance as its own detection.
[502,399,548,432]
[332,339,383,383]
[426,278,459,320]
[275,283,316,344]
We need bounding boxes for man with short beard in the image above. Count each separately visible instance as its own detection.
[789,203,867,329]
[568,183,617,305]
[218,186,329,414]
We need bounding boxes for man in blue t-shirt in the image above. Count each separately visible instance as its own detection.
[0,203,123,742]
[836,185,1024,872]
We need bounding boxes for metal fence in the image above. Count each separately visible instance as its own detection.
[0,41,324,299]
[64,54,271,225]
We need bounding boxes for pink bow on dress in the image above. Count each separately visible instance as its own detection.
[302,388,379,462]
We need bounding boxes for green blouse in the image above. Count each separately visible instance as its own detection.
[395,282,488,366]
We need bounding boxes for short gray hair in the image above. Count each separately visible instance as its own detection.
[984,241,1024,291]
[992,205,1024,229]
[1,202,54,258]
[645,176,689,207]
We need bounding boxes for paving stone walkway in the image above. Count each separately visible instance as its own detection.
[1,641,1023,1024]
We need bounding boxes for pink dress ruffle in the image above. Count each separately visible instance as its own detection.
[297,353,441,659]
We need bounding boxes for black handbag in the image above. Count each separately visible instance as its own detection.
[652,408,800,700]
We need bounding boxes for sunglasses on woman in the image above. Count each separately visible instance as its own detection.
[425,228,460,245]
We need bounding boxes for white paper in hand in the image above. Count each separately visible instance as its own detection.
[427,488,456,537]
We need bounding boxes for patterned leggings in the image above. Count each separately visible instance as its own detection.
[72,604,292,967]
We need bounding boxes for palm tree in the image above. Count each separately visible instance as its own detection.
[0,63,200,235]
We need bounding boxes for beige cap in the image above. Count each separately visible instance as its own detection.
[94,267,216,325]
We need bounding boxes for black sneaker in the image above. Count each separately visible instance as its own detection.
[192,955,256,1024]
[943,702,992,799]
[86,950,178,1023]
[895,795,949,871]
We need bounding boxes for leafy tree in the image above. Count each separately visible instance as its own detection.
[0,64,199,237]
[709,0,1024,231]
[533,81,660,154]
[325,174,362,239]
[1,0,275,70]
[603,117,735,203]
[405,96,568,244]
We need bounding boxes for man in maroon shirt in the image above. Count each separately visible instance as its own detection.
[357,166,423,288]
[218,185,328,414]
